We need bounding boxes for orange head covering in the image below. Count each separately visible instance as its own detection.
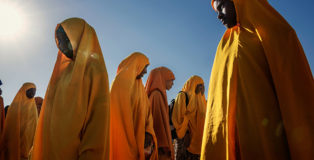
[202,0,314,159]
[32,18,110,160]
[145,67,175,158]
[110,52,158,160]
[145,66,175,104]
[0,82,38,159]
[172,76,206,154]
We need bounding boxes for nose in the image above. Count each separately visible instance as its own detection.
[217,12,224,20]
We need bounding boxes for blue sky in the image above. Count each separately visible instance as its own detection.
[0,0,313,106]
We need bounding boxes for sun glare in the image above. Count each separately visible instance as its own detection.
[0,2,26,38]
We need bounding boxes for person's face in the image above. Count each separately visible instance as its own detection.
[213,0,237,28]
[56,26,73,59]
[195,84,205,95]
[165,79,174,90]
[136,64,149,79]
[26,88,36,99]
[0,88,2,96]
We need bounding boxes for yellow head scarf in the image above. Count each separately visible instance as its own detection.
[110,52,158,160]
[202,0,314,159]
[0,82,38,160]
[172,76,206,154]
[32,18,110,160]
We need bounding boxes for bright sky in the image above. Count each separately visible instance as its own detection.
[0,0,313,106]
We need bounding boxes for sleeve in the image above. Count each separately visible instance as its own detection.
[171,92,189,139]
[78,63,110,160]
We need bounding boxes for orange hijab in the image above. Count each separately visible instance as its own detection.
[172,76,206,154]
[145,67,175,158]
[201,0,314,159]
[110,52,158,160]
[0,82,38,160]
[32,18,110,160]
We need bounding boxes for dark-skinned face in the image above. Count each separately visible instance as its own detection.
[195,84,205,95]
[0,88,2,96]
[56,25,73,59]
[26,88,36,99]
[213,0,237,28]
[136,64,149,79]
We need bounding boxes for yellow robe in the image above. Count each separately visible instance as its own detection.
[0,82,38,160]
[145,67,175,160]
[110,52,158,160]
[172,76,207,155]
[201,0,314,160]
[31,18,110,160]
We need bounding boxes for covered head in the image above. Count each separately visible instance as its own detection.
[0,82,38,159]
[34,96,43,115]
[32,17,110,159]
[145,66,175,97]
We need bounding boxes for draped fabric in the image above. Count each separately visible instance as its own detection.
[201,0,314,160]
[31,18,110,160]
[110,52,158,160]
[0,82,38,160]
[34,97,43,116]
[172,76,207,154]
[145,67,175,159]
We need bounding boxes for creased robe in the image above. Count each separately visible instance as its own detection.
[172,76,207,155]
[201,0,314,160]
[0,82,38,160]
[31,18,110,160]
[145,67,175,160]
[110,52,158,160]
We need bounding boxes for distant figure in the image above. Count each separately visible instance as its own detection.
[0,82,38,160]
[145,67,175,160]
[31,18,110,160]
[0,83,4,135]
[172,76,206,160]
[110,52,158,160]
[34,97,43,116]
[4,105,9,117]
[201,0,314,160]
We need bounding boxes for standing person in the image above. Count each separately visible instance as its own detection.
[145,67,175,160]
[201,0,314,160]
[34,97,43,116]
[172,76,206,160]
[110,52,158,160]
[0,80,4,135]
[31,18,110,160]
[0,82,38,160]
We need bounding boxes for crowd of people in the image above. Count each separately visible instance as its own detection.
[0,0,313,160]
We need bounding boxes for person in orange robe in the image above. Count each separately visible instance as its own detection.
[110,52,158,160]
[34,97,43,116]
[172,75,206,160]
[31,18,110,160]
[0,82,38,160]
[145,67,175,160]
[201,0,314,160]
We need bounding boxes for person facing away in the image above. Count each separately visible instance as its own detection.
[201,0,314,160]
[0,82,38,160]
[172,75,206,160]
[110,52,158,160]
[31,17,110,160]
[145,66,175,160]
[34,97,43,116]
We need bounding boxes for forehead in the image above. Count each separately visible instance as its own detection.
[213,0,224,10]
